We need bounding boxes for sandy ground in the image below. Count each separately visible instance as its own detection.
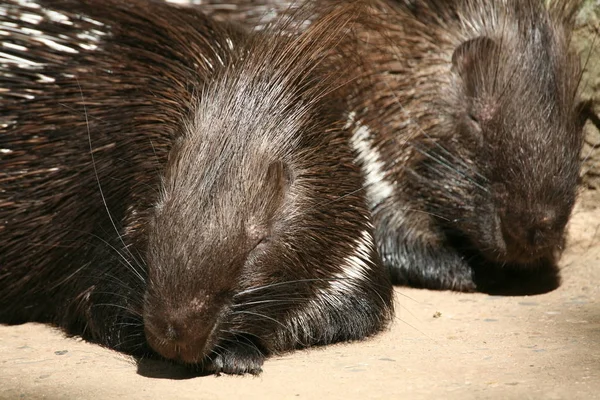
[577,1,600,193]
[0,193,598,400]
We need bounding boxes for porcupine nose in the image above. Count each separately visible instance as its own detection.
[163,299,216,345]
[145,297,219,363]
[162,313,208,344]
[503,207,558,260]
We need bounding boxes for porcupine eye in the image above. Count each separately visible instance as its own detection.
[468,112,479,125]
[460,108,483,144]
[247,224,268,251]
[245,160,292,253]
[466,111,481,133]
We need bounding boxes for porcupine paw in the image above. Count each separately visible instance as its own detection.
[204,343,265,375]
[384,244,478,292]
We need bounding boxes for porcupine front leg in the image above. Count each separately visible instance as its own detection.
[374,205,477,292]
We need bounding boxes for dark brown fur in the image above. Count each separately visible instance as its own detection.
[352,0,590,293]
[0,0,393,375]
[194,0,594,294]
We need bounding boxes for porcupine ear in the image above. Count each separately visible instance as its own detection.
[451,36,499,100]
[451,36,498,78]
[266,161,293,190]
